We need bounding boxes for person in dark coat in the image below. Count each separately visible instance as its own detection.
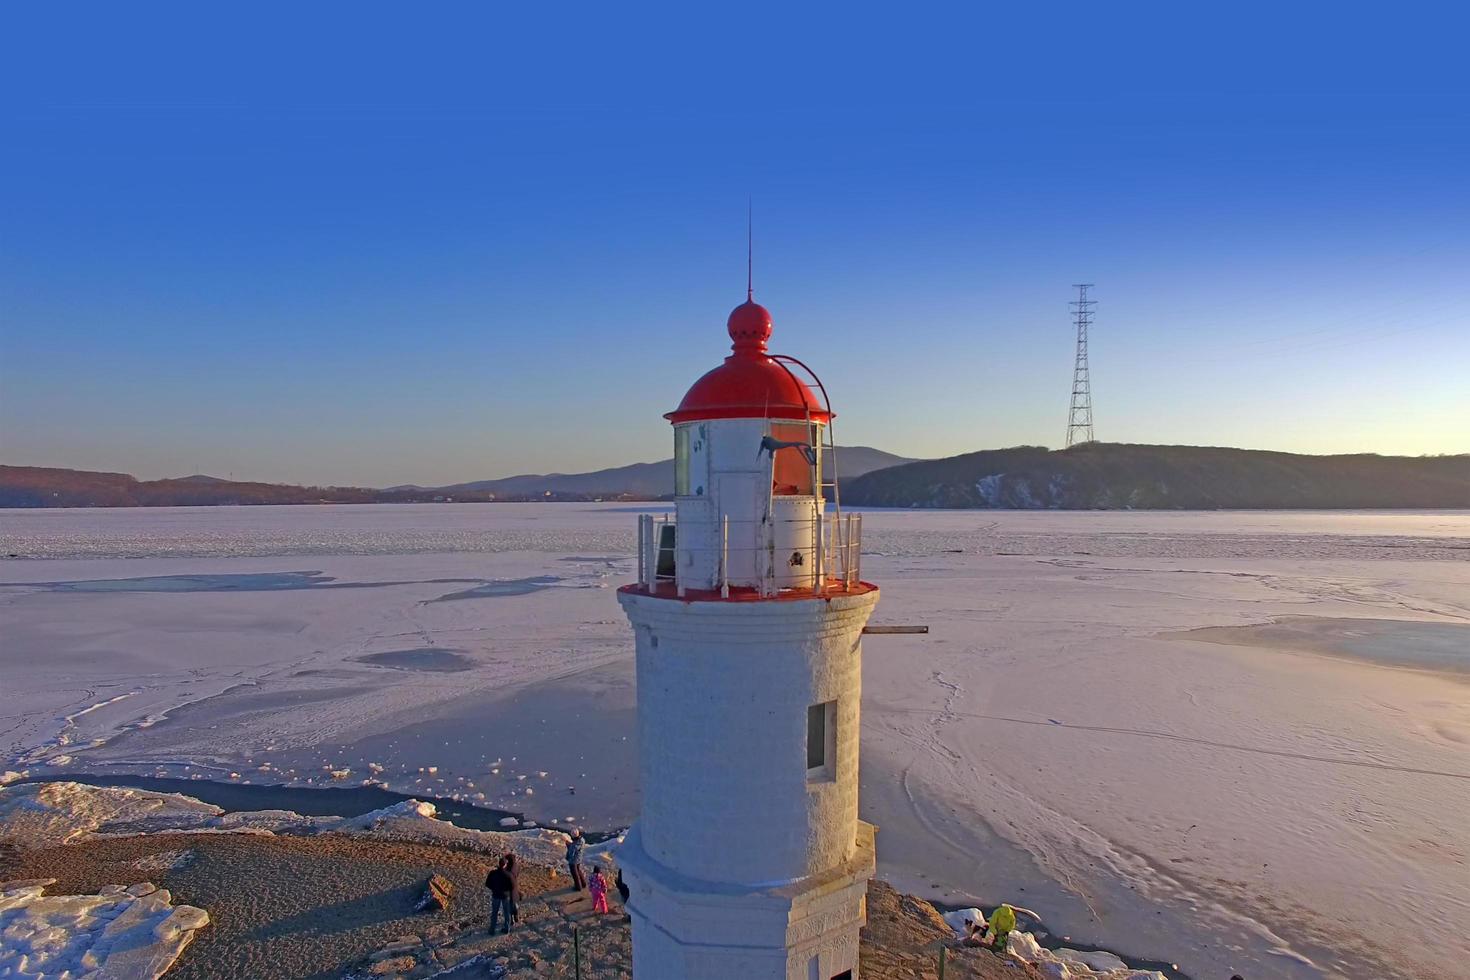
[566,830,588,891]
[502,852,521,925]
[485,857,516,934]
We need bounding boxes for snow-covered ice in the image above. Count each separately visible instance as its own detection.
[0,780,222,847]
[0,781,618,876]
[3,503,1468,980]
[1006,931,1166,980]
[0,879,208,980]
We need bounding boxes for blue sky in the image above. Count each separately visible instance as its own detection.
[3,4,1467,486]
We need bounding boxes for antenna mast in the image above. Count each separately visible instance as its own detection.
[746,199,753,300]
[1065,283,1096,448]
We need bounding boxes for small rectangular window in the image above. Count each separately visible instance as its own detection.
[807,703,826,769]
[674,427,691,496]
[807,700,836,780]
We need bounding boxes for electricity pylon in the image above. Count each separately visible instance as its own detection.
[1066,284,1096,448]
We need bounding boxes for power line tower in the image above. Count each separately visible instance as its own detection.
[1065,283,1096,448]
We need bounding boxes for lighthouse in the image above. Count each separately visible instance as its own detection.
[616,291,880,980]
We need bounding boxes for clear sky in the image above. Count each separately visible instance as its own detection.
[2,4,1467,487]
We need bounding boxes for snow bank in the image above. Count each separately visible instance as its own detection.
[942,906,986,935]
[940,909,1161,979]
[0,781,221,847]
[0,783,622,870]
[1006,931,1166,980]
[333,799,621,868]
[0,880,209,980]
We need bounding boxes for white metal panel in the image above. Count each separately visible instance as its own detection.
[674,497,715,591]
[714,472,761,586]
[707,418,769,475]
[771,495,818,589]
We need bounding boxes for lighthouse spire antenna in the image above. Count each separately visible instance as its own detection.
[746,198,753,300]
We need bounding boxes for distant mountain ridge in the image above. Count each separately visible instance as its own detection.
[440,446,916,498]
[6,445,1464,509]
[843,443,1470,510]
[0,467,390,508]
[0,447,913,508]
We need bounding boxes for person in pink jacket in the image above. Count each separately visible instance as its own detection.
[588,866,610,914]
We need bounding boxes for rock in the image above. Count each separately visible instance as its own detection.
[369,954,419,975]
[416,873,456,913]
[424,955,507,978]
[0,877,57,889]
[1055,947,1128,972]
[371,938,423,960]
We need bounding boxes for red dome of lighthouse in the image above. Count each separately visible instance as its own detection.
[666,299,832,424]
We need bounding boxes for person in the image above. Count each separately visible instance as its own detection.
[485,857,516,935]
[589,865,610,914]
[502,852,521,926]
[983,903,1017,952]
[566,829,587,891]
[615,868,630,906]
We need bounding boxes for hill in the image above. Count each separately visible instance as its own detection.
[842,443,1470,510]
[0,447,914,507]
[442,446,915,498]
[0,467,391,508]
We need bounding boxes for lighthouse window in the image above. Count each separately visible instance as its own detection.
[770,422,818,496]
[674,427,691,496]
[807,700,836,779]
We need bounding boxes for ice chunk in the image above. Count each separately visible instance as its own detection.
[942,906,986,936]
[0,880,208,979]
[0,782,221,847]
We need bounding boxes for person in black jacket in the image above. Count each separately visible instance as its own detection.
[485,857,516,935]
[566,830,587,891]
[502,852,521,925]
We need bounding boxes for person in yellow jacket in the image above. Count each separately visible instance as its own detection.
[982,902,1018,950]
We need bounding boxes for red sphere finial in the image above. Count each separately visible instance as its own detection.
[727,299,772,354]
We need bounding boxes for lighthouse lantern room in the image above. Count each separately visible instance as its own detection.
[617,293,880,980]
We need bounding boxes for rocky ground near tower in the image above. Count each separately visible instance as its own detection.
[0,782,1175,980]
[1,838,1043,980]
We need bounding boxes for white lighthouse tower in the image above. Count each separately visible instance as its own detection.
[616,290,879,980]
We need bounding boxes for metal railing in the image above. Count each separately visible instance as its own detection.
[636,512,863,598]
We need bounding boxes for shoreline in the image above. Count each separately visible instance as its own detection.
[1,778,1172,980]
[5,774,1188,977]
